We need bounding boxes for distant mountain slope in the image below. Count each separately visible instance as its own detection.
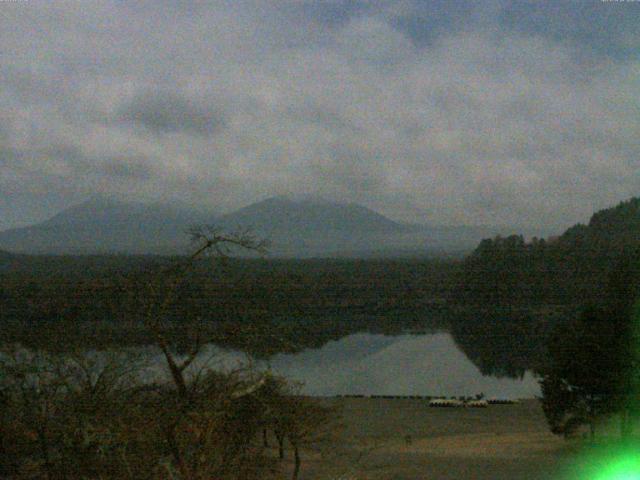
[42,198,187,227]
[0,195,523,257]
[0,198,214,255]
[216,196,512,257]
[218,196,407,235]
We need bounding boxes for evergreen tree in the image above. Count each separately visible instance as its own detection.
[539,248,640,438]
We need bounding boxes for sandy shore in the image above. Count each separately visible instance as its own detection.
[283,398,583,480]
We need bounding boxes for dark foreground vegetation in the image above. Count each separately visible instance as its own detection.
[0,346,336,480]
[1,229,338,480]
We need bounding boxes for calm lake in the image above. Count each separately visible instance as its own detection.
[162,332,541,399]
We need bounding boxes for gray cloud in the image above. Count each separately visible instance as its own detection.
[499,0,640,60]
[117,92,226,136]
[0,0,638,232]
[100,157,153,180]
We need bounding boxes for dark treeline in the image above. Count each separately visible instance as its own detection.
[448,197,640,378]
[0,256,458,357]
[454,197,640,308]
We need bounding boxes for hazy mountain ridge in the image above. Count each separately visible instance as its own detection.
[216,197,521,256]
[0,198,214,255]
[42,198,206,228]
[217,196,407,235]
[0,196,526,257]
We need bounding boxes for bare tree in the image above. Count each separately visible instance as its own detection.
[136,225,274,480]
[0,225,340,480]
[253,375,338,480]
[0,345,150,480]
[144,226,268,399]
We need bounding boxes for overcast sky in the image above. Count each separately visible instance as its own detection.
[0,0,638,231]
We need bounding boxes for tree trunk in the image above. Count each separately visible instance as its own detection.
[166,423,189,480]
[37,426,53,480]
[292,442,300,480]
[263,428,269,448]
[161,346,188,399]
[276,432,284,460]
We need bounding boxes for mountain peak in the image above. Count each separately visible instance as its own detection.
[261,194,336,206]
[219,197,404,235]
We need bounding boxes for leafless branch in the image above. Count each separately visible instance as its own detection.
[140,225,269,399]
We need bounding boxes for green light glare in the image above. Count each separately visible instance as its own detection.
[593,455,640,480]
[557,255,640,480]
[562,446,640,480]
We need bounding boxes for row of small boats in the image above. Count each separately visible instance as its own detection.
[334,394,520,406]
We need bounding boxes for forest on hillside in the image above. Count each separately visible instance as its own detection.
[455,197,640,307]
[449,197,640,377]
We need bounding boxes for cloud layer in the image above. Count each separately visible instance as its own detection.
[1,0,639,231]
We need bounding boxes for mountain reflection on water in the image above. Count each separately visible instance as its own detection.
[268,333,540,398]
[174,332,540,399]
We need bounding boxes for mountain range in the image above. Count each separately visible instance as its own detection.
[0,196,531,257]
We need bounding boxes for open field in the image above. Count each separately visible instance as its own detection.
[290,398,585,480]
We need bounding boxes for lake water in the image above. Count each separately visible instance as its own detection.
[175,332,541,399]
[5,332,540,399]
